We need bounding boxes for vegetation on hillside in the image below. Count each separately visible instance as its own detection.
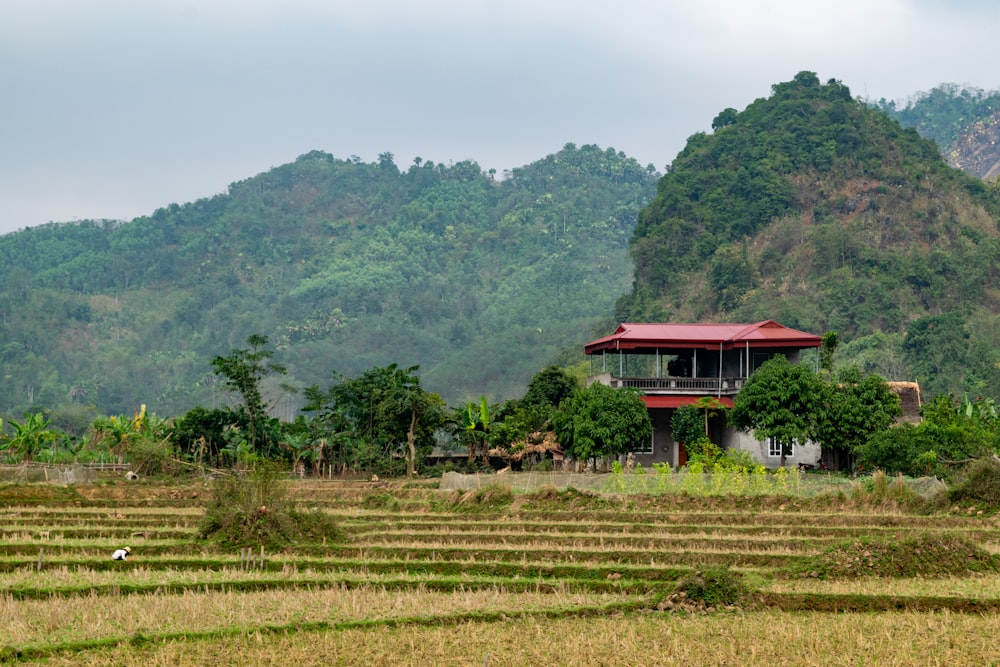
[0,144,658,421]
[618,72,1000,400]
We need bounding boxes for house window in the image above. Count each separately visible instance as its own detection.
[631,433,654,454]
[766,437,794,458]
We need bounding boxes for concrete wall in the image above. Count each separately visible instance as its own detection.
[724,427,821,468]
[631,407,675,467]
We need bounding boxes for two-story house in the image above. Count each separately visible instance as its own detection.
[584,320,823,468]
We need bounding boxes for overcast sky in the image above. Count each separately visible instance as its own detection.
[2,0,999,235]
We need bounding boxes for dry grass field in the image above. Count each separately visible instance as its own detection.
[2,475,1000,665]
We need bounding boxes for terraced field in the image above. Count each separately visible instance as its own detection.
[2,478,999,665]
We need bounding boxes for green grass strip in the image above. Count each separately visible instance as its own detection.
[2,574,669,601]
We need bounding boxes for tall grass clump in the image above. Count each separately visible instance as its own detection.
[849,470,921,510]
[199,464,340,549]
[442,483,514,512]
[947,457,1000,508]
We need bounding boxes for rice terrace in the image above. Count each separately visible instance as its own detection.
[3,468,1000,666]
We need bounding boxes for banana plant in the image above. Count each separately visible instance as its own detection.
[6,413,58,463]
[458,396,491,462]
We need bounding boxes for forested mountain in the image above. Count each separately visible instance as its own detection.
[617,72,1000,400]
[0,145,658,424]
[877,84,1000,179]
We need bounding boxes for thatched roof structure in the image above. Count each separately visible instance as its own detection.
[489,431,564,462]
[888,381,922,423]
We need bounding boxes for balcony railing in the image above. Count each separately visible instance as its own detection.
[606,376,745,395]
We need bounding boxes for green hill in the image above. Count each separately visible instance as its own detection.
[617,72,1000,399]
[875,83,1000,176]
[0,145,658,423]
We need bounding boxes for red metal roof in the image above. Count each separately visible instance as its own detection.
[584,320,822,354]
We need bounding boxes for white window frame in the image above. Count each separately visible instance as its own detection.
[766,436,794,458]
[631,432,654,454]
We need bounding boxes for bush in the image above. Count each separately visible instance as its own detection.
[674,567,748,607]
[948,457,1000,507]
[199,464,340,549]
[126,436,179,476]
[849,470,921,510]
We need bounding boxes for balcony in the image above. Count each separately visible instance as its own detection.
[594,373,745,396]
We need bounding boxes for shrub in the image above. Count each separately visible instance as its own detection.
[126,436,179,476]
[199,464,340,549]
[948,457,1000,508]
[674,567,748,607]
[849,470,921,510]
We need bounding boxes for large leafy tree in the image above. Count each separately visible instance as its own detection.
[729,356,824,467]
[814,366,901,470]
[551,383,651,469]
[304,364,447,476]
[211,334,286,457]
[520,365,578,410]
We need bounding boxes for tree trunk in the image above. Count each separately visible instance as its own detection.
[406,409,418,476]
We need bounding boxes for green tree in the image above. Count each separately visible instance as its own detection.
[856,394,998,478]
[521,365,578,410]
[304,364,446,476]
[670,404,704,447]
[813,366,901,470]
[729,356,823,467]
[211,334,286,458]
[456,396,491,462]
[551,383,651,469]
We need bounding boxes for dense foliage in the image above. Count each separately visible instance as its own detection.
[855,394,1000,479]
[302,363,448,476]
[619,72,1000,401]
[730,355,901,469]
[0,144,658,423]
[550,383,651,467]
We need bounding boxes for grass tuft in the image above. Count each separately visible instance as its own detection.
[673,566,748,607]
[948,457,1000,508]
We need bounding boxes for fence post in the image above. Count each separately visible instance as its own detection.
[259,545,264,570]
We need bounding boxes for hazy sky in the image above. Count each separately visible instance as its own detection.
[2,0,999,235]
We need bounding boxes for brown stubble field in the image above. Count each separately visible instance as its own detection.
[2,476,1000,666]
